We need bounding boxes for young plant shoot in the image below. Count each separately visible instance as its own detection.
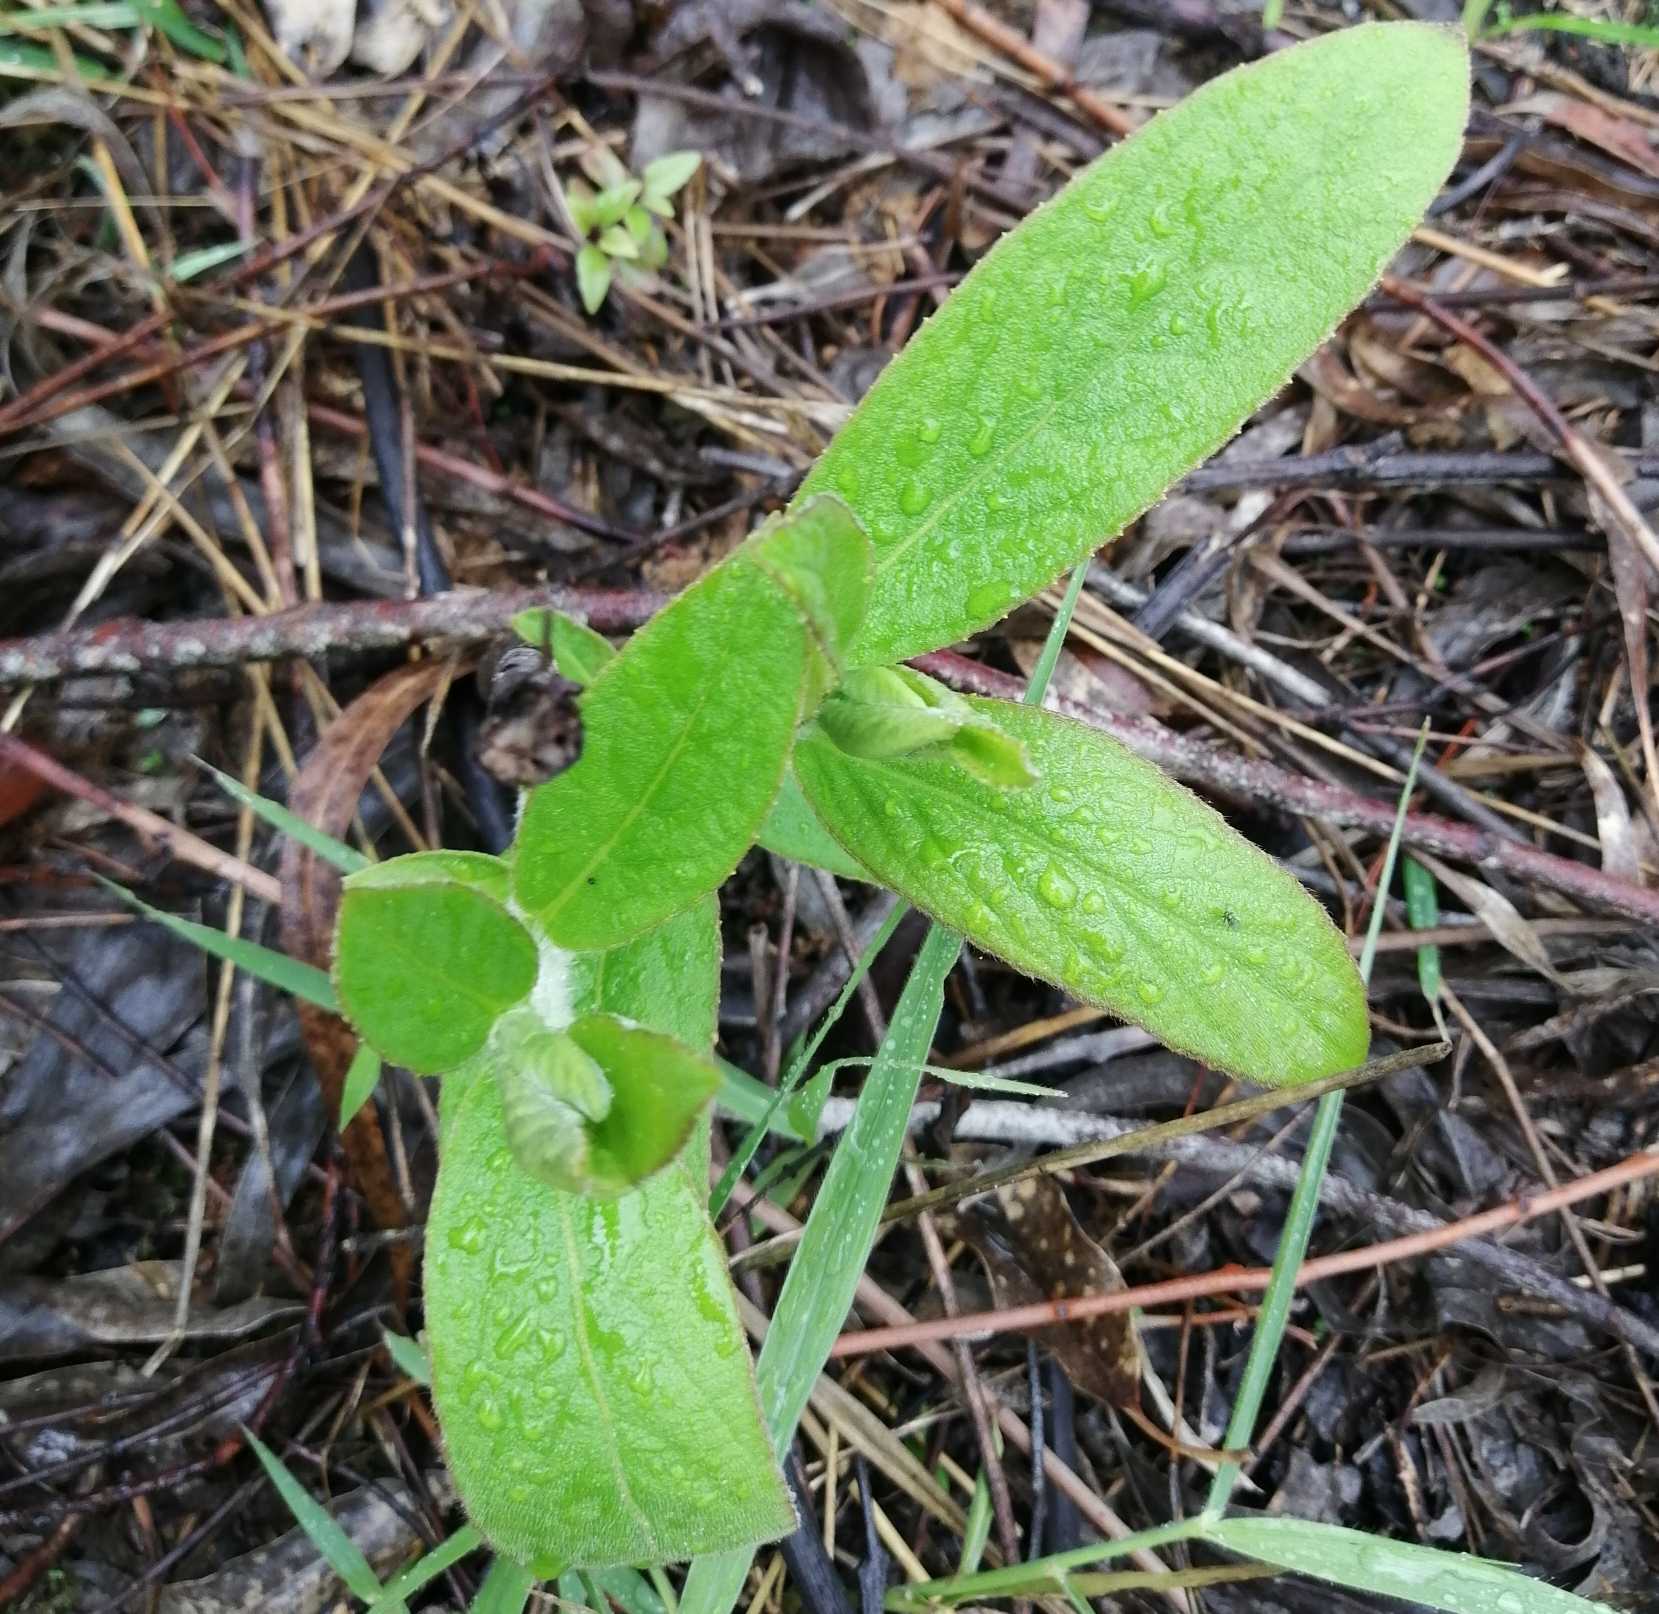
[331,19,1469,1584]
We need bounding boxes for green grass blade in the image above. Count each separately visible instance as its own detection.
[1205,727,1429,1517]
[1483,11,1659,45]
[678,923,960,1614]
[709,901,906,1216]
[340,1044,381,1127]
[244,1431,392,1607]
[99,877,337,1009]
[366,1524,482,1611]
[470,1558,536,1614]
[0,3,137,28]
[168,240,250,282]
[129,0,226,59]
[1208,1519,1618,1614]
[196,758,369,873]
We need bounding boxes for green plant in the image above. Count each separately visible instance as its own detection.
[182,19,1527,1604]
[1463,0,1659,47]
[566,147,701,314]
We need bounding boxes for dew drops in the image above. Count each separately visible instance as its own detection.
[534,1275,560,1304]
[1125,259,1168,311]
[968,416,996,458]
[536,1327,568,1362]
[1082,195,1111,223]
[918,415,942,444]
[448,1216,487,1255]
[967,580,1013,617]
[494,1311,535,1358]
[836,466,861,500]
[966,901,994,930]
[899,479,931,516]
[1015,372,1045,400]
[1246,945,1268,966]
[1081,891,1105,915]
[1087,930,1124,964]
[1037,864,1078,910]
[1199,962,1224,986]
[475,1394,504,1432]
[1167,310,1190,337]
[1048,784,1073,804]
[883,796,902,819]
[920,837,952,870]
[1148,203,1175,238]
[1136,980,1165,1005]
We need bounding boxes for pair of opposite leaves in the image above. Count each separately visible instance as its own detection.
[332,21,1469,1576]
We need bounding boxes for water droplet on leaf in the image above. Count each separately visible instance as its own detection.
[1037,864,1077,909]
[899,479,931,516]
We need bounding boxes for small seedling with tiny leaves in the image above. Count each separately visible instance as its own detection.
[321,21,1497,1601]
[566,145,701,314]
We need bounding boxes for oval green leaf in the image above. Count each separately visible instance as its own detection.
[792,22,1468,667]
[796,697,1368,1084]
[513,499,869,951]
[426,900,795,1569]
[335,878,538,1074]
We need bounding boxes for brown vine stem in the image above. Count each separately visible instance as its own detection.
[827,1145,1659,1361]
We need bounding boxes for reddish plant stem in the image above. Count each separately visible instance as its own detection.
[828,1145,1659,1360]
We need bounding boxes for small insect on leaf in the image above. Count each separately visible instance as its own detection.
[513,496,870,951]
[797,697,1369,1086]
[335,854,537,1074]
[792,22,1470,668]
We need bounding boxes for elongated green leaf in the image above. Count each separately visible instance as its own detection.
[245,1432,394,1608]
[514,501,867,951]
[195,759,369,874]
[471,1558,536,1614]
[797,697,1367,1084]
[681,923,959,1614]
[1209,1519,1617,1614]
[340,1043,381,1126]
[336,874,537,1074]
[367,1525,482,1612]
[426,900,793,1570]
[99,878,336,1010]
[792,23,1467,666]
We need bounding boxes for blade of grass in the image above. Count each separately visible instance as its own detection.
[1208,1518,1618,1614]
[708,902,906,1216]
[99,876,337,1010]
[1203,723,1431,1519]
[196,758,369,874]
[245,1431,397,1608]
[679,563,1093,1614]
[366,1525,483,1612]
[470,1558,536,1614]
[340,1044,382,1126]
